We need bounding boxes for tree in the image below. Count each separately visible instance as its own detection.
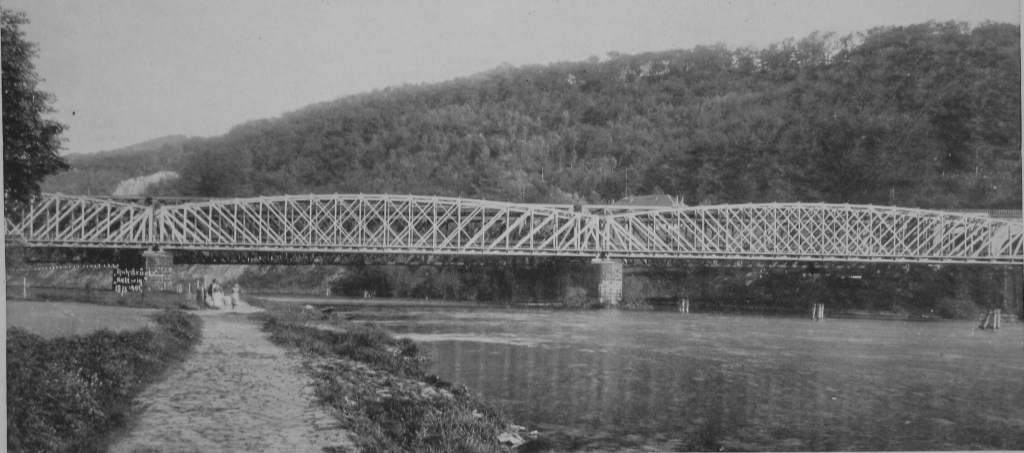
[3,9,67,218]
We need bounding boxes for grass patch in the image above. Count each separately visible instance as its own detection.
[261,314,426,377]
[7,310,202,453]
[8,285,201,310]
[7,301,157,339]
[254,303,525,452]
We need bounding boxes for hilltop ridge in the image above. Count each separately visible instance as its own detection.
[43,22,1021,209]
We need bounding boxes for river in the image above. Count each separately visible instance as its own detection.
[277,297,1024,451]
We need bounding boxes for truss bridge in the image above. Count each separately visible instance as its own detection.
[6,193,1023,266]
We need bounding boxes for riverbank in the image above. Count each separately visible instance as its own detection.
[7,310,202,452]
[10,262,1020,320]
[6,285,200,309]
[249,297,539,452]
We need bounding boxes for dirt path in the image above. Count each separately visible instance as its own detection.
[109,306,355,453]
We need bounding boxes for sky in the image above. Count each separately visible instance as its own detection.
[5,0,1020,155]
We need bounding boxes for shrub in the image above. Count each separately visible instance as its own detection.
[7,310,201,453]
[934,297,980,319]
[261,315,426,377]
[360,396,504,453]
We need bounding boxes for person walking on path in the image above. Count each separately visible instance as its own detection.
[205,281,215,308]
[196,285,207,309]
[231,283,240,310]
[211,279,224,309]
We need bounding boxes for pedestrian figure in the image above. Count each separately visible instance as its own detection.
[196,285,205,308]
[206,281,215,308]
[212,279,224,308]
[231,283,240,310]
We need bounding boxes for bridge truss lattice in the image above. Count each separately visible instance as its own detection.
[6,193,1023,265]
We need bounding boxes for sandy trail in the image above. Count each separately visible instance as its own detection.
[109,303,355,453]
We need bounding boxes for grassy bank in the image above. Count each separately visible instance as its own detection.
[6,310,202,453]
[7,284,201,310]
[251,300,536,452]
[7,301,157,338]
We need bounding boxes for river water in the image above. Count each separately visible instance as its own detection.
[285,298,1024,451]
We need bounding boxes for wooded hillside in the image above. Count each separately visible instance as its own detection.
[48,22,1021,209]
[42,135,197,195]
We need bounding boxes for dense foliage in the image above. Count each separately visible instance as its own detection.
[86,21,1018,209]
[41,135,196,196]
[626,264,1011,318]
[7,310,202,453]
[3,9,68,217]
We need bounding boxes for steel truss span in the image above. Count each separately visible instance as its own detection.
[6,193,1023,265]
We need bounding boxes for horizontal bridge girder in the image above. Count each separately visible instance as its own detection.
[6,193,1023,265]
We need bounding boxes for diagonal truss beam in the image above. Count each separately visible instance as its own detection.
[6,194,1023,265]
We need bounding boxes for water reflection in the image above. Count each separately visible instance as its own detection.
[339,304,1024,451]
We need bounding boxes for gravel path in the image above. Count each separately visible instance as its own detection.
[109,305,355,453]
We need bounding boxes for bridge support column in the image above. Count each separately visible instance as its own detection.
[589,258,623,306]
[142,250,174,292]
[1000,267,1023,320]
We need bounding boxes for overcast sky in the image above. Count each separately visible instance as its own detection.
[5,0,1020,155]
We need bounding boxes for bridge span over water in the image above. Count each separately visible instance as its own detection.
[6,193,1023,266]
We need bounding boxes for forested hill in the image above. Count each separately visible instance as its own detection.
[51,22,1021,209]
[42,135,198,195]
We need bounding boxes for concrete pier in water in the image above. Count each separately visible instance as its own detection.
[589,258,623,306]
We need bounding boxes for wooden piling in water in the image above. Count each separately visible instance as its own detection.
[811,303,825,320]
[979,309,1002,330]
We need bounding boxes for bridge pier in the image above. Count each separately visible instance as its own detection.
[994,267,1023,321]
[1017,269,1024,321]
[142,250,175,292]
[588,258,623,306]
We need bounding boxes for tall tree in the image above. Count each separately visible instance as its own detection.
[3,9,67,218]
